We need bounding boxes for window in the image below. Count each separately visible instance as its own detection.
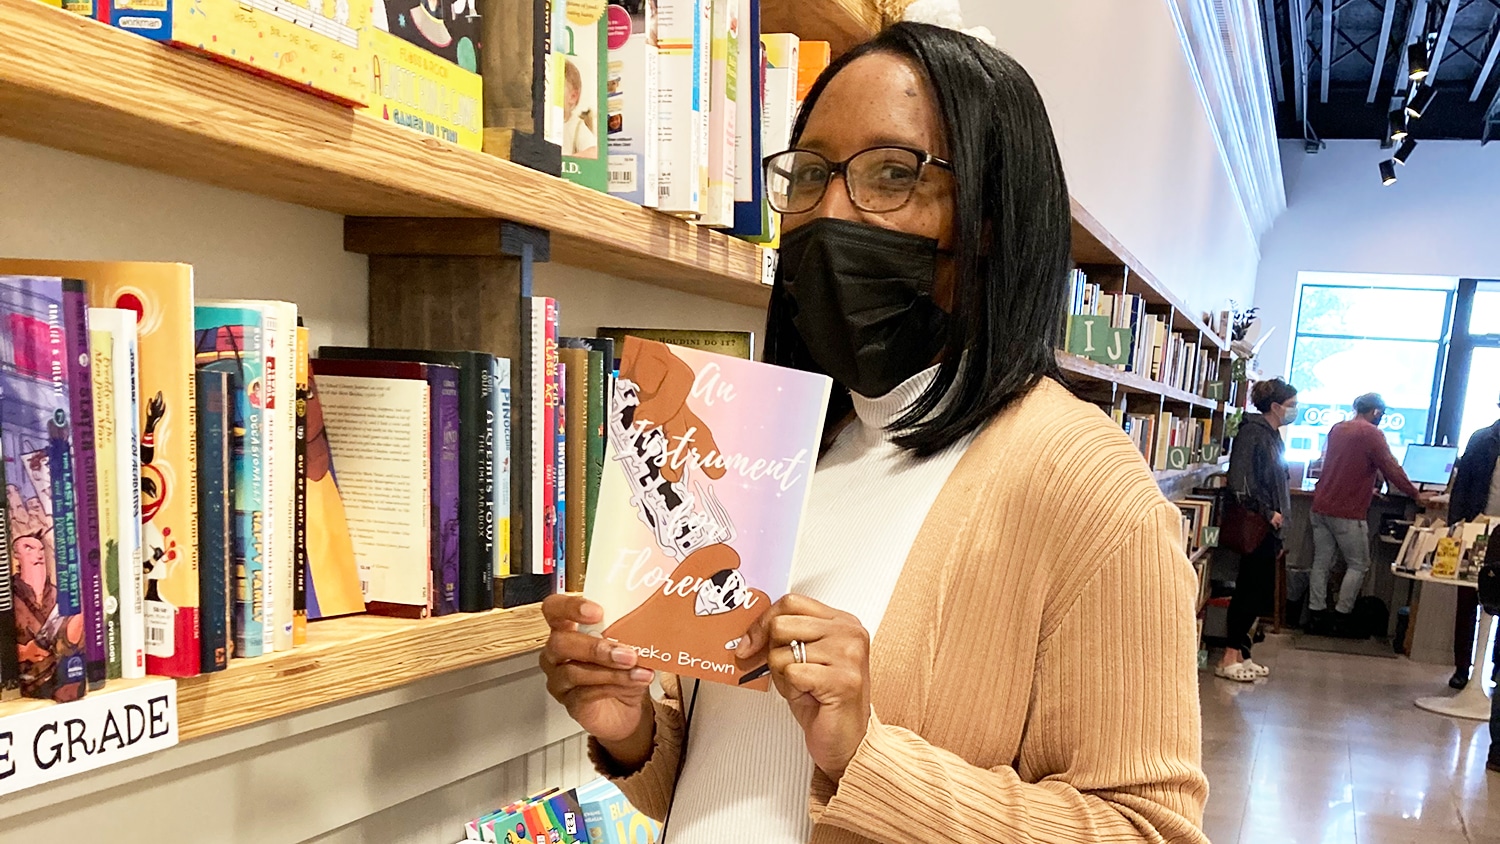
[1285,283,1454,466]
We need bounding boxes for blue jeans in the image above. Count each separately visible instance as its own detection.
[1310,513,1372,615]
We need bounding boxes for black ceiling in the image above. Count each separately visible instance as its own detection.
[1261,0,1500,141]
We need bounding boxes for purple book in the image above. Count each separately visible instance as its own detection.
[61,282,106,690]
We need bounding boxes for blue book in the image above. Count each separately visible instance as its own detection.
[196,367,235,672]
[726,0,766,237]
[555,365,567,591]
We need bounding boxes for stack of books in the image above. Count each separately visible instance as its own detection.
[461,778,659,843]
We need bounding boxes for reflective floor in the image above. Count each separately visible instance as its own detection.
[1202,635,1500,844]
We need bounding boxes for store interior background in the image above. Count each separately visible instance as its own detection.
[0,0,1498,841]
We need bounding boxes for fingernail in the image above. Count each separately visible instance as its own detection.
[611,646,637,667]
[580,602,603,623]
[630,668,654,683]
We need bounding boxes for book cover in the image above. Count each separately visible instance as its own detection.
[0,259,201,678]
[726,0,760,235]
[194,306,267,658]
[372,0,481,68]
[744,32,797,247]
[583,337,829,688]
[496,357,512,580]
[605,0,660,206]
[90,308,145,679]
[0,275,89,700]
[560,344,590,591]
[556,363,569,589]
[89,325,123,681]
[795,40,829,102]
[318,347,498,612]
[293,324,310,645]
[561,1,609,190]
[700,0,736,227]
[61,285,107,690]
[301,367,366,620]
[312,365,439,618]
[656,0,709,216]
[196,367,234,672]
[596,327,752,362]
[0,418,21,700]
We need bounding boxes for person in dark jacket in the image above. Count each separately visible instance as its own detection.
[1218,378,1297,682]
[1452,396,1500,690]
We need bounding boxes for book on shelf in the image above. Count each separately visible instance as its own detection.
[196,366,234,673]
[301,364,366,621]
[495,358,512,582]
[293,324,310,645]
[583,336,830,688]
[60,285,108,691]
[88,321,122,681]
[0,276,90,701]
[726,0,763,237]
[743,32,799,247]
[542,299,561,577]
[596,327,753,362]
[313,359,460,618]
[363,0,484,149]
[0,442,17,700]
[701,0,738,227]
[464,779,659,843]
[656,0,711,217]
[560,0,609,190]
[560,344,592,592]
[554,362,569,589]
[606,0,661,206]
[796,40,830,102]
[89,308,145,680]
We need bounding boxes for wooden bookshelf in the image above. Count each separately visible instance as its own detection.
[1055,351,1219,412]
[0,0,770,308]
[761,0,889,58]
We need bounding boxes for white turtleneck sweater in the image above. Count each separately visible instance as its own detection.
[661,366,977,843]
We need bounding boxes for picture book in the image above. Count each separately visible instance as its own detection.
[560,0,609,190]
[365,0,484,150]
[61,285,107,690]
[545,0,568,146]
[583,337,829,688]
[701,0,737,227]
[656,0,710,216]
[196,367,234,672]
[89,308,145,679]
[194,305,267,657]
[605,0,660,206]
[301,366,366,620]
[577,778,660,844]
[89,324,123,680]
[0,275,89,701]
[373,0,481,69]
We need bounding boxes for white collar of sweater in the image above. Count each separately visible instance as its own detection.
[849,364,942,438]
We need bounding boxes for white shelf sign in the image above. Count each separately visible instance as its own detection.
[0,678,178,797]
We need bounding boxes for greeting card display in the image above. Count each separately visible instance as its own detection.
[583,337,829,688]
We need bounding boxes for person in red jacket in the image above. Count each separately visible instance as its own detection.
[1309,393,1431,636]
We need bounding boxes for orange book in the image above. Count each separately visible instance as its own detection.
[796,40,832,104]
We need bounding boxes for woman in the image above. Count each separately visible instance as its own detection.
[1218,378,1297,683]
[540,21,1208,842]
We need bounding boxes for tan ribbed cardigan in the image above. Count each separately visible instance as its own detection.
[598,379,1210,843]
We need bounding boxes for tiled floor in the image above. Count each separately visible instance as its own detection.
[1202,635,1500,843]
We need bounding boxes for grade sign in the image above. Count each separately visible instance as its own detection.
[0,679,178,796]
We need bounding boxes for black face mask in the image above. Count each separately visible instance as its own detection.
[779,218,951,398]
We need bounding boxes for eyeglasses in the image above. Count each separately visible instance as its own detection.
[762,146,953,215]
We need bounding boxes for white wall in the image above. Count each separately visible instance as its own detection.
[964,0,1263,321]
[1254,139,1500,377]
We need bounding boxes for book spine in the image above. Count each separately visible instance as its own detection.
[0,416,19,700]
[497,358,513,579]
[542,298,560,575]
[523,301,544,578]
[584,349,604,569]
[293,324,309,645]
[89,327,123,680]
[116,317,146,679]
[555,365,568,591]
[695,0,711,218]
[43,287,88,700]
[196,369,233,672]
[433,366,463,616]
[238,323,267,658]
[466,356,496,611]
[62,285,107,690]
[259,310,280,653]
[274,309,297,650]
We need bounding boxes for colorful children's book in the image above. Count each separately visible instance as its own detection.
[89,324,123,680]
[293,324,310,645]
[560,0,609,190]
[301,366,366,620]
[196,367,234,672]
[605,0,659,206]
[496,357,512,580]
[0,275,90,700]
[89,308,145,679]
[583,337,829,687]
[61,287,107,691]
[555,363,568,589]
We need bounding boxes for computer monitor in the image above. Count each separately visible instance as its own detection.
[1400,444,1459,486]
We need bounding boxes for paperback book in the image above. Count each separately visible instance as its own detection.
[582,337,829,688]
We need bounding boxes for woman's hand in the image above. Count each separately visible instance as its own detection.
[1271,511,1284,530]
[539,594,656,768]
[737,595,872,782]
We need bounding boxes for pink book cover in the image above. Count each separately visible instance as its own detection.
[582,337,829,689]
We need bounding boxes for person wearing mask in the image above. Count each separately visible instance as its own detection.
[1218,378,1297,682]
[537,19,1208,844]
[1309,393,1428,636]
[1450,395,1500,689]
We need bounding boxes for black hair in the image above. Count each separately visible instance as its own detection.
[1353,392,1386,415]
[1251,378,1298,414]
[762,22,1072,457]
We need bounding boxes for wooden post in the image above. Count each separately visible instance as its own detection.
[478,0,562,175]
[347,217,553,607]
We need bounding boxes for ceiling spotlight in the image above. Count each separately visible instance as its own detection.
[1407,84,1437,118]
[1394,138,1418,165]
[1380,159,1398,185]
[1408,43,1430,81]
[1389,109,1409,141]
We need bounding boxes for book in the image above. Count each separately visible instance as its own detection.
[89,308,145,679]
[560,0,609,190]
[583,337,830,687]
[496,358,512,580]
[745,32,798,247]
[596,327,753,362]
[0,275,90,700]
[542,299,560,576]
[301,366,365,620]
[726,0,761,236]
[89,324,123,680]
[656,0,710,216]
[364,0,484,150]
[194,306,267,658]
[60,286,107,690]
[196,367,234,672]
[560,344,591,591]
[293,324,310,645]
[0,435,17,700]
[577,779,660,844]
[555,363,569,588]
[0,259,201,678]
[312,366,440,618]
[700,0,737,227]
[583,345,607,566]
[522,299,548,579]
[318,347,500,612]
[546,0,568,146]
[796,40,830,103]
[605,0,660,206]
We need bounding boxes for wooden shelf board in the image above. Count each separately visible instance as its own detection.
[1055,352,1220,411]
[1154,461,1228,485]
[761,0,887,58]
[0,0,769,308]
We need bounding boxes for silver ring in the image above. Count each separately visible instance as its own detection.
[791,639,807,664]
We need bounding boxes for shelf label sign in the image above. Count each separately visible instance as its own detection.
[1065,316,1132,366]
[0,679,178,797]
[1166,446,1192,471]
[1204,381,1227,401]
